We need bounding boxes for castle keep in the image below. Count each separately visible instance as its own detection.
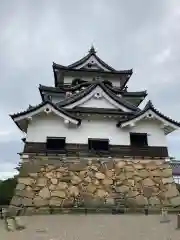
[10,47,180,213]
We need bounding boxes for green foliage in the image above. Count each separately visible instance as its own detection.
[0,177,17,206]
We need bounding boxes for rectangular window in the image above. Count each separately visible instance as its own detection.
[88,138,109,151]
[46,137,66,150]
[130,133,148,147]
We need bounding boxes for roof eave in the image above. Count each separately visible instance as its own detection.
[123,91,147,98]
[98,82,139,112]
[120,72,133,89]
[39,85,65,95]
[106,85,147,100]
[116,107,180,130]
[66,48,116,72]
[38,85,45,101]
[53,62,67,69]
[53,63,66,87]
[67,49,130,73]
[53,63,132,75]
[10,101,81,126]
[9,115,27,133]
[58,81,139,112]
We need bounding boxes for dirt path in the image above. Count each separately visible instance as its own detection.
[0,214,179,240]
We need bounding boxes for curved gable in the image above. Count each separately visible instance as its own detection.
[58,82,139,112]
[117,100,180,134]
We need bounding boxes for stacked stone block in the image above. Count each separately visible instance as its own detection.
[10,157,180,214]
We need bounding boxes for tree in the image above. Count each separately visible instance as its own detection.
[0,177,17,206]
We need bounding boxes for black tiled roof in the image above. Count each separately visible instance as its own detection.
[117,100,180,128]
[53,46,133,74]
[39,82,147,98]
[39,82,145,107]
[52,47,133,87]
[53,63,132,75]
[39,84,66,93]
[57,81,140,112]
[106,85,147,97]
[10,100,81,125]
[39,84,66,101]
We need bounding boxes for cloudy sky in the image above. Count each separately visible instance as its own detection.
[0,0,180,179]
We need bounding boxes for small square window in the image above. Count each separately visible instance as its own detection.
[130,133,148,147]
[88,138,109,151]
[46,137,66,150]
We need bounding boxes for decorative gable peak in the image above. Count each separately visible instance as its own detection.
[88,45,96,54]
[10,101,81,132]
[53,46,132,73]
[58,81,139,112]
[117,100,180,134]
[68,46,115,72]
[53,46,133,88]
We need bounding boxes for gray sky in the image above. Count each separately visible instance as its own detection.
[0,0,180,179]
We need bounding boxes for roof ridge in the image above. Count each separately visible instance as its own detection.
[144,100,154,110]
[97,81,140,111]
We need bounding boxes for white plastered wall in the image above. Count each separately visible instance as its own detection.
[25,114,167,147]
[129,119,167,146]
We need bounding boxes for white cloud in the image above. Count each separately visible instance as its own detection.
[0,162,19,180]
[0,130,11,136]
[0,171,18,180]
[153,47,172,64]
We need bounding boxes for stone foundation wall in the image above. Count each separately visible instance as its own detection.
[10,156,180,214]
